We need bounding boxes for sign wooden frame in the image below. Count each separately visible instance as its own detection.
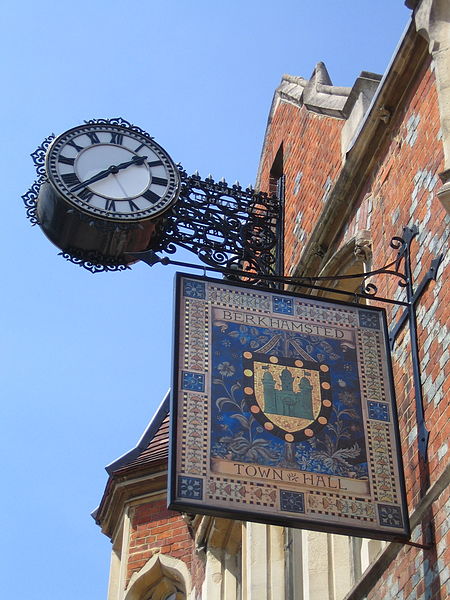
[169,274,410,541]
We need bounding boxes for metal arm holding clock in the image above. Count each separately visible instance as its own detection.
[23,117,282,276]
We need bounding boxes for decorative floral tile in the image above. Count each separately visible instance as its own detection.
[377,503,403,528]
[358,310,380,330]
[280,490,305,513]
[368,401,390,422]
[272,296,294,315]
[182,371,205,392]
[183,279,206,299]
[178,476,203,499]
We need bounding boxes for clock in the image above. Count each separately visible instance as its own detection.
[35,119,181,267]
[45,121,180,221]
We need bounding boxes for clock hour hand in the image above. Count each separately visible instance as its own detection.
[70,155,148,192]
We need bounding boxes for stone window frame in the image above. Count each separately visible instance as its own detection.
[123,554,191,600]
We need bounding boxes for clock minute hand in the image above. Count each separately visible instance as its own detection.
[70,155,148,192]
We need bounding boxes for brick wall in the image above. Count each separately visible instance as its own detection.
[338,62,449,600]
[127,498,205,592]
[336,61,449,507]
[366,486,449,600]
[258,102,345,275]
[259,55,449,600]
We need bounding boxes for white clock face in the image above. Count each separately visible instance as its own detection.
[46,123,181,221]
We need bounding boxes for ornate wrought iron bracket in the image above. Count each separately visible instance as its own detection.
[151,167,283,280]
[22,156,283,275]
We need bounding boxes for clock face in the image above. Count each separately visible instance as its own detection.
[45,122,181,221]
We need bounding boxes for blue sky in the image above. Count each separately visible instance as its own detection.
[1,2,411,598]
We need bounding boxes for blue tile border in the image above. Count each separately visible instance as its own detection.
[358,310,380,330]
[377,503,403,528]
[368,401,390,422]
[183,279,206,299]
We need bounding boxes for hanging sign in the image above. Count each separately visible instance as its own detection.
[169,274,410,541]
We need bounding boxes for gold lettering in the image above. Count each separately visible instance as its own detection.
[215,309,349,340]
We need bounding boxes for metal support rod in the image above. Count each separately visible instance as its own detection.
[401,540,433,550]
[129,250,410,307]
[400,227,430,463]
[276,175,285,278]
[389,254,443,348]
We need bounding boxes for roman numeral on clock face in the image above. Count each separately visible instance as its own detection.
[86,132,100,145]
[128,200,140,212]
[62,172,81,187]
[110,132,124,145]
[151,176,168,187]
[66,139,84,152]
[58,155,75,166]
[78,188,94,202]
[105,199,116,212]
[142,189,161,203]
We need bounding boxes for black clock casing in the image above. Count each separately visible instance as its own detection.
[37,120,181,265]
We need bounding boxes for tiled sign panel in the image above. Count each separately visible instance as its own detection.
[169,274,410,541]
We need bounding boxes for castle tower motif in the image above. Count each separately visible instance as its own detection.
[262,366,314,419]
[262,369,277,413]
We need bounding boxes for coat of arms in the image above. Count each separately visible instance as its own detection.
[243,352,332,442]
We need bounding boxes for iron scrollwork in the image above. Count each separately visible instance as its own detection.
[59,249,131,273]
[23,121,283,276]
[151,168,282,283]
[22,134,56,226]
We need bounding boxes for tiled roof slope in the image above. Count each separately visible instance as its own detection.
[114,415,169,474]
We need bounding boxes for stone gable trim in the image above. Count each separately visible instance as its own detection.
[288,20,430,280]
[256,63,352,188]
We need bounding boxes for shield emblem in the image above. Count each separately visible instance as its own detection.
[242,352,333,442]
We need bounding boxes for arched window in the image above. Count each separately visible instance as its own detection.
[145,578,185,600]
[124,554,190,600]
[315,230,372,303]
